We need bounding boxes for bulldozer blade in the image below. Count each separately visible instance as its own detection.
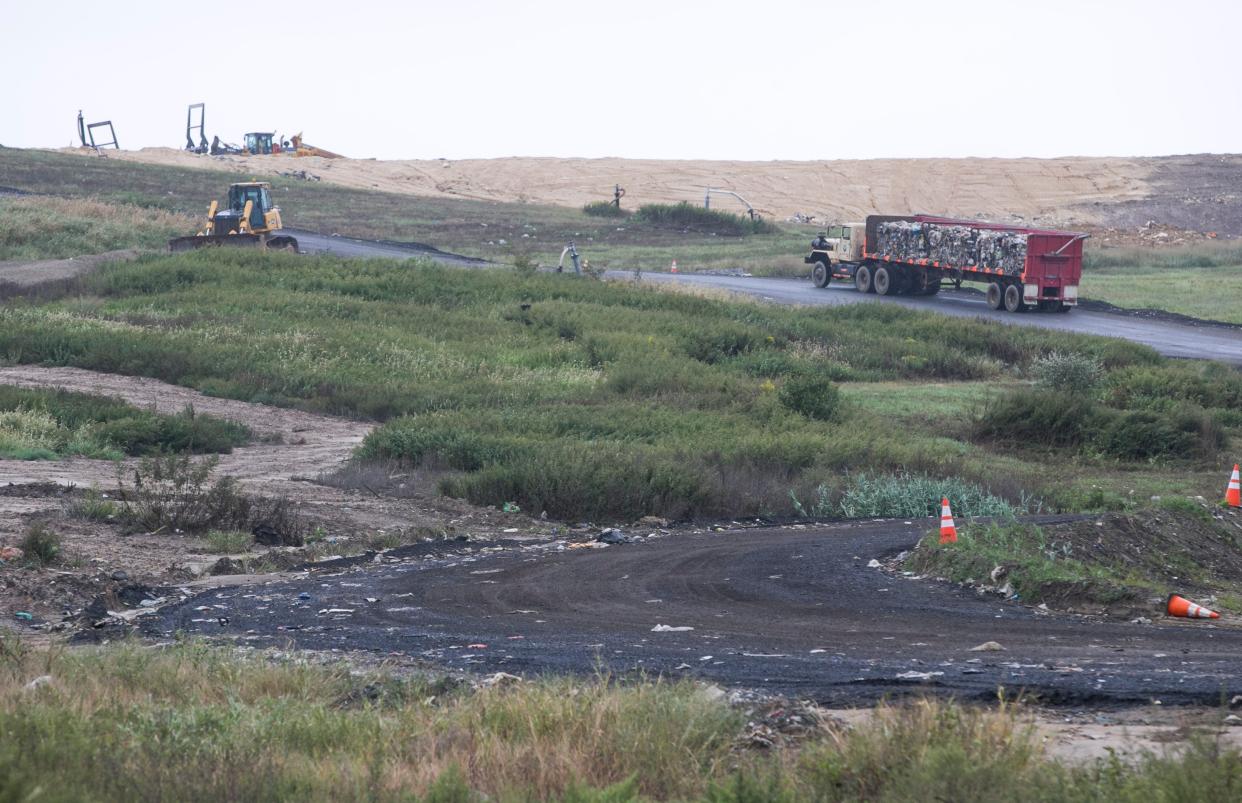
[167,233,297,253]
[168,234,265,253]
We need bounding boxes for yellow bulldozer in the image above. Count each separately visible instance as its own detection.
[168,182,299,252]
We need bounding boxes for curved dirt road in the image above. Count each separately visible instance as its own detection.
[151,519,1242,706]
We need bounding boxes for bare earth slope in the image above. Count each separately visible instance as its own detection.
[93,148,1242,233]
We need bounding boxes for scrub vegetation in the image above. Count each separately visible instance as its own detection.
[0,640,1239,802]
[0,195,192,261]
[0,386,249,460]
[0,249,1235,520]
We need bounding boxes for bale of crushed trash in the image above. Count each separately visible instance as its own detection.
[875,222,1027,275]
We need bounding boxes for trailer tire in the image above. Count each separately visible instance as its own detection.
[986,282,1003,310]
[855,265,873,294]
[811,261,830,288]
[873,265,894,296]
[1003,283,1026,313]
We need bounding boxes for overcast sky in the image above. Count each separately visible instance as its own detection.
[4,0,1237,161]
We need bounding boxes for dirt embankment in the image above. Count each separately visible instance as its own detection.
[84,147,1242,234]
[0,366,554,622]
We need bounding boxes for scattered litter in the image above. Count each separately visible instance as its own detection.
[651,624,694,632]
[482,672,522,687]
[467,643,487,649]
[969,641,1005,652]
[502,502,520,513]
[895,671,944,681]
[596,529,629,545]
[14,612,33,621]
[297,592,311,600]
[0,546,23,561]
[318,608,355,615]
[23,675,52,691]
[867,559,881,569]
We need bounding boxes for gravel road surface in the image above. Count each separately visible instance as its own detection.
[149,519,1242,706]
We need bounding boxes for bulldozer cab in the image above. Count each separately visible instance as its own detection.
[227,182,281,232]
[243,132,274,155]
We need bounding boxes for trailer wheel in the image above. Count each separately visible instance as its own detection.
[855,265,874,294]
[873,266,894,295]
[811,261,830,288]
[1003,283,1026,313]
[986,282,1003,310]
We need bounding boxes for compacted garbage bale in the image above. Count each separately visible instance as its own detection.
[878,221,1028,276]
[876,221,928,261]
[976,230,1028,275]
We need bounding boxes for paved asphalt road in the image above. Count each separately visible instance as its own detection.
[150,519,1242,706]
[629,272,1242,365]
[283,230,1242,363]
[286,229,489,267]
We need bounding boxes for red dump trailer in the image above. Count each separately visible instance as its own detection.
[805,215,1088,312]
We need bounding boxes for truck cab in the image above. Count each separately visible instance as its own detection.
[805,223,865,287]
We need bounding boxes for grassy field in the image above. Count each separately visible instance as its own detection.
[0,385,249,460]
[1081,243,1242,324]
[0,147,810,273]
[0,639,1239,802]
[0,248,1236,520]
[0,195,193,261]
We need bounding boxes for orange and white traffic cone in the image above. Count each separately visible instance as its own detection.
[670,260,678,273]
[1226,464,1241,508]
[939,497,957,544]
[1166,593,1220,620]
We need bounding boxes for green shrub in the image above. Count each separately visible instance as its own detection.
[778,376,842,421]
[70,486,118,520]
[791,472,1030,519]
[1093,406,1223,461]
[87,405,250,455]
[205,530,253,553]
[632,203,776,236]
[582,201,625,218]
[1031,351,1102,395]
[19,523,60,566]
[973,389,1100,448]
[116,454,250,533]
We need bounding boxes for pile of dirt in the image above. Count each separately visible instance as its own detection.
[78,147,1242,235]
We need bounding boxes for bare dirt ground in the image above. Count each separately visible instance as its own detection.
[0,366,555,623]
[89,147,1242,234]
[0,249,139,297]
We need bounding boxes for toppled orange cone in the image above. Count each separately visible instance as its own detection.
[939,497,957,544]
[1166,593,1219,620]
[1227,464,1241,508]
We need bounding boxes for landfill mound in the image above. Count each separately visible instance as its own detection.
[78,148,1242,234]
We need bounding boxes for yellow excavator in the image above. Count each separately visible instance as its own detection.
[168,182,299,252]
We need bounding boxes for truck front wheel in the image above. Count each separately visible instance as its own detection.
[855,265,874,294]
[811,261,830,288]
